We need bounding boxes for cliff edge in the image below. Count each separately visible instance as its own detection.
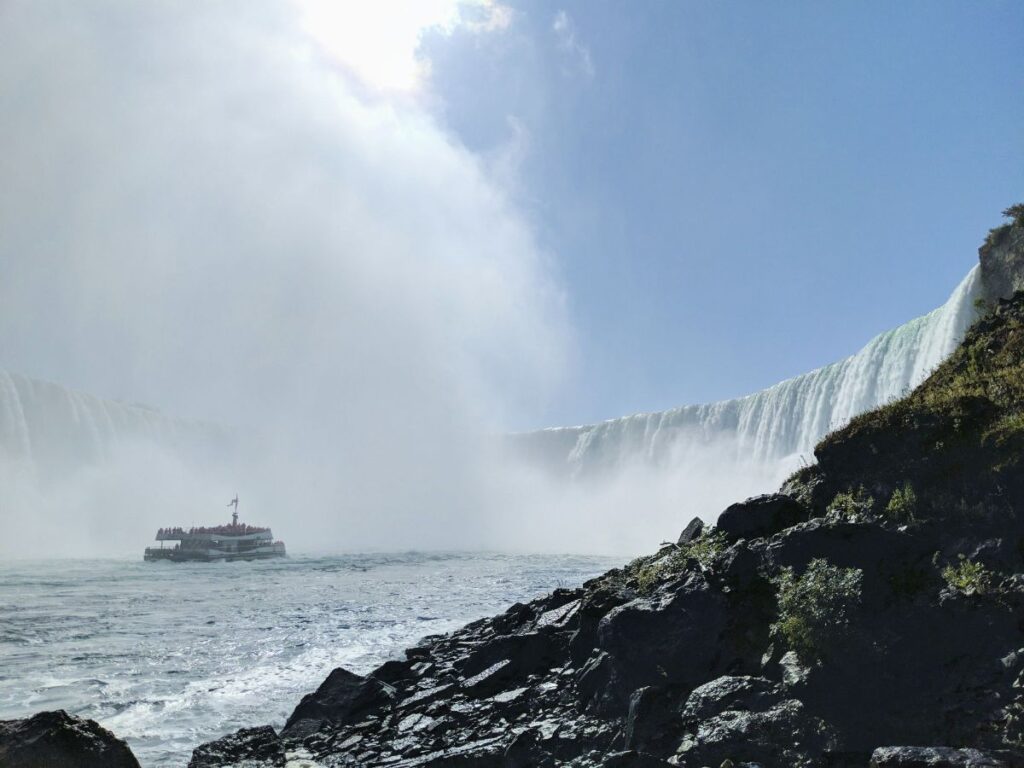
[981,211,1024,304]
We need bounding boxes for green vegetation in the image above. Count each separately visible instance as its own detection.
[634,563,662,593]
[827,486,874,521]
[771,558,863,662]
[632,527,730,594]
[982,204,1021,250]
[941,556,994,595]
[1004,203,1024,227]
[885,483,917,524]
[814,297,1024,491]
[685,527,730,567]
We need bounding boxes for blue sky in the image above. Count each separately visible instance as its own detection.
[2,1,1021,435]
[423,0,1024,427]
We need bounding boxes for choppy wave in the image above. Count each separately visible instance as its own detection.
[0,553,616,767]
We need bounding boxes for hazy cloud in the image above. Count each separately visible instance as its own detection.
[553,10,594,78]
[0,0,567,555]
[295,0,513,92]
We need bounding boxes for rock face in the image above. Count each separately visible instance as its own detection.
[980,220,1024,304]
[0,710,140,768]
[869,746,1024,768]
[189,725,286,768]
[184,291,1024,766]
[716,493,807,541]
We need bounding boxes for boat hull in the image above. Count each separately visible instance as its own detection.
[144,544,286,562]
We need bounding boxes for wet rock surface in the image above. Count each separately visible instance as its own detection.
[188,725,286,767]
[869,746,1024,768]
[0,710,141,768]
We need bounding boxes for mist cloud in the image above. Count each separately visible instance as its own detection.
[0,1,788,559]
[0,0,570,555]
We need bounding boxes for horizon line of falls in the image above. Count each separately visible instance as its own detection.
[0,371,234,558]
[512,265,983,484]
[0,371,225,484]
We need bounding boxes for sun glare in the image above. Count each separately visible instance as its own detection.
[294,0,503,93]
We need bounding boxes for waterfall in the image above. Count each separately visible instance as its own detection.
[518,266,982,477]
[0,371,224,482]
[0,266,984,497]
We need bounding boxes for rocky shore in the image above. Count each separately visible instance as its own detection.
[5,214,1024,767]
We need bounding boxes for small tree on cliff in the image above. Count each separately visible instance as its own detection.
[1005,203,1024,227]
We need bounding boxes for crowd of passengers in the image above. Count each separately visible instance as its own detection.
[157,524,269,536]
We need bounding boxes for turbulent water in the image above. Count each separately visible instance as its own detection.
[0,552,617,767]
[517,266,983,476]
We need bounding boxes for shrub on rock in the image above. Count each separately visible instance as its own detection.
[771,558,863,662]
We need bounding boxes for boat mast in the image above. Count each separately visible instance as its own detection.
[228,494,239,526]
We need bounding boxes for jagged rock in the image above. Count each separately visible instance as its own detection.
[678,517,705,546]
[283,666,393,737]
[777,651,810,688]
[459,631,562,684]
[716,494,806,541]
[577,650,625,714]
[869,746,1024,767]
[0,710,140,768]
[980,220,1024,303]
[681,676,782,722]
[675,698,837,767]
[601,750,673,767]
[595,571,729,710]
[765,518,913,602]
[569,576,633,667]
[711,540,765,590]
[372,659,416,685]
[624,686,681,753]
[188,726,285,768]
[505,729,548,768]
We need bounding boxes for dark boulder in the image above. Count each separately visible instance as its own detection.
[283,666,394,737]
[681,675,782,723]
[370,658,415,685]
[0,710,140,768]
[711,540,766,591]
[458,631,562,682]
[624,686,682,753]
[677,517,704,546]
[576,650,627,714]
[717,494,806,541]
[765,518,914,594]
[569,577,633,667]
[675,697,837,767]
[188,726,285,768]
[595,571,729,709]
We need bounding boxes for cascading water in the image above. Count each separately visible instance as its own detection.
[0,371,222,482]
[0,265,986,556]
[516,266,983,477]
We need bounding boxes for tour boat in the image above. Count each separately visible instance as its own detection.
[144,497,286,562]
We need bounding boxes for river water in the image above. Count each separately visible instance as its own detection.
[0,552,618,766]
